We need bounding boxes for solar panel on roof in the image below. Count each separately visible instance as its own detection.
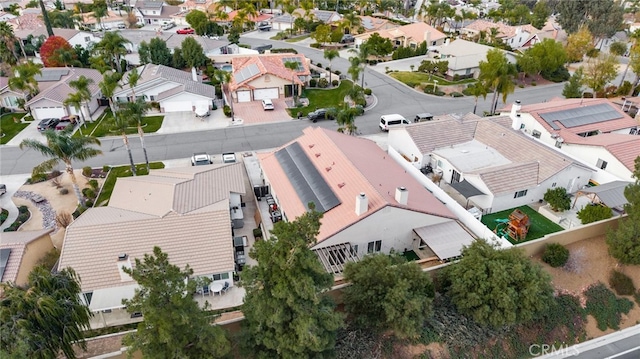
[35,69,70,82]
[539,103,622,130]
[275,142,341,213]
[234,63,260,83]
[0,248,11,282]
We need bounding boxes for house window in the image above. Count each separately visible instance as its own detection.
[395,40,401,46]
[532,130,541,139]
[352,244,358,255]
[555,141,562,148]
[367,240,382,253]
[410,43,416,49]
[437,159,443,168]
[514,190,527,198]
[552,182,556,187]
[152,10,156,14]
[596,159,608,170]
[149,95,156,101]
[84,36,90,42]
[212,273,230,281]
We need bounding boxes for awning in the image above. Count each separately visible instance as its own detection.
[449,180,485,198]
[414,220,475,260]
[577,181,631,209]
[88,285,138,312]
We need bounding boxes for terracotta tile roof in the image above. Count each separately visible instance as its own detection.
[7,13,44,30]
[229,54,310,91]
[464,19,537,39]
[358,15,395,31]
[0,229,53,283]
[355,21,445,44]
[58,203,235,292]
[0,76,7,89]
[108,163,246,216]
[14,27,80,41]
[258,127,456,242]
[559,132,640,173]
[81,10,124,25]
[26,68,103,106]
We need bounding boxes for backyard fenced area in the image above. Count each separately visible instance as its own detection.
[481,205,564,244]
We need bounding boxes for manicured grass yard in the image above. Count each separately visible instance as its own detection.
[95,162,165,206]
[290,80,354,117]
[0,113,28,145]
[389,72,476,86]
[74,110,164,138]
[481,205,564,244]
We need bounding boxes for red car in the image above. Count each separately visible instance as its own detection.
[177,27,195,34]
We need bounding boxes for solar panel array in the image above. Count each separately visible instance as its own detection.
[275,141,341,213]
[539,103,621,130]
[35,69,70,82]
[0,248,11,281]
[282,57,303,71]
[233,63,259,83]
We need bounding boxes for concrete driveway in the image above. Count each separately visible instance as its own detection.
[156,110,233,134]
[232,99,293,124]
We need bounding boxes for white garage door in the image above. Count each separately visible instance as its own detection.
[162,101,193,112]
[237,91,251,103]
[253,88,279,100]
[33,107,66,120]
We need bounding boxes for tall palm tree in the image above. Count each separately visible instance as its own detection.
[323,49,339,84]
[69,75,95,123]
[284,61,299,103]
[92,3,108,30]
[20,128,102,205]
[214,69,234,122]
[469,82,488,115]
[342,12,361,35]
[94,32,130,73]
[112,108,137,176]
[63,92,85,135]
[98,71,122,115]
[349,41,375,88]
[124,67,151,172]
[8,60,42,99]
[50,47,82,67]
[127,66,140,102]
[0,22,19,68]
[329,103,359,135]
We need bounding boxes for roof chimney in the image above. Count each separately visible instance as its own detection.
[191,67,198,82]
[355,193,368,216]
[510,100,522,130]
[395,186,408,205]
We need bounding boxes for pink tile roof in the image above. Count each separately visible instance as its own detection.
[464,19,538,39]
[559,132,640,173]
[229,54,310,91]
[226,10,273,22]
[258,127,455,242]
[356,21,445,44]
[7,13,44,31]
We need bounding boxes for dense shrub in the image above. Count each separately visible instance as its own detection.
[82,188,96,199]
[334,70,341,76]
[332,79,339,86]
[103,165,110,172]
[586,48,600,58]
[270,48,298,54]
[325,66,330,71]
[253,227,263,239]
[542,243,569,267]
[30,172,47,184]
[88,179,99,191]
[450,92,463,97]
[584,282,633,331]
[223,105,232,117]
[577,204,613,224]
[3,206,30,232]
[85,199,94,208]
[59,188,69,195]
[543,187,571,212]
[462,87,473,96]
[406,81,419,89]
[317,78,329,88]
[434,90,445,96]
[609,270,636,296]
[316,63,322,68]
[82,166,92,177]
[364,88,372,95]
[309,78,317,87]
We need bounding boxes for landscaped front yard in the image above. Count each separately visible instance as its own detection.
[290,80,354,117]
[74,110,164,138]
[481,205,564,243]
[95,162,165,207]
[0,113,28,145]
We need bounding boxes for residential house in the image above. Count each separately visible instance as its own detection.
[25,67,103,121]
[114,64,216,113]
[258,127,475,265]
[501,99,640,181]
[0,10,17,22]
[358,15,397,32]
[14,27,99,50]
[354,21,446,49]
[224,9,273,27]
[229,53,310,103]
[119,30,230,63]
[81,10,127,30]
[270,9,341,31]
[179,0,214,12]
[461,19,539,49]
[387,113,593,214]
[135,0,181,26]
[5,13,44,31]
[58,164,245,313]
[518,18,566,51]
[0,229,54,293]
[438,39,517,79]
[0,76,24,111]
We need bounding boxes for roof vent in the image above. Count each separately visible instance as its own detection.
[308,144,315,148]
[118,253,128,261]
[395,186,408,205]
[325,166,332,172]
[315,153,321,157]
[337,182,345,188]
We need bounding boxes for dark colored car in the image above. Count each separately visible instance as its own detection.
[307,108,334,123]
[55,120,73,131]
[37,118,60,132]
[340,34,355,43]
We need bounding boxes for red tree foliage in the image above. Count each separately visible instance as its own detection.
[39,36,73,67]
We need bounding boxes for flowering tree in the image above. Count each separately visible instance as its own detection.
[39,36,74,67]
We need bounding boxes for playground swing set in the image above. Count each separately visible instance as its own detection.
[494,209,531,242]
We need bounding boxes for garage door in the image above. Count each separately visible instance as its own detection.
[162,101,193,112]
[253,88,279,100]
[33,107,66,121]
[237,91,251,103]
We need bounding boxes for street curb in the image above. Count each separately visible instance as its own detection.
[538,323,640,358]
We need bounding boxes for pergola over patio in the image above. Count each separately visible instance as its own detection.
[414,221,476,262]
[572,181,631,212]
[313,243,360,275]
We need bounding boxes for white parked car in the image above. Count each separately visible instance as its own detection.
[191,153,212,166]
[262,99,274,111]
[222,152,237,163]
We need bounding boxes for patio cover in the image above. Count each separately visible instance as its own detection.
[413,221,475,260]
[88,285,138,312]
[577,181,631,210]
[313,242,360,275]
[449,180,485,199]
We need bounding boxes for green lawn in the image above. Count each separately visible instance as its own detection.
[75,110,164,138]
[285,34,310,42]
[481,205,564,244]
[95,162,165,206]
[290,80,354,117]
[0,113,28,145]
[389,72,476,86]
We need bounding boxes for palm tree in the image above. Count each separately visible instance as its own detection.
[342,12,361,35]
[469,82,488,115]
[125,67,151,172]
[38,0,54,37]
[330,103,359,135]
[92,3,108,30]
[69,75,95,123]
[349,41,375,88]
[284,60,299,103]
[324,49,339,84]
[0,22,19,68]
[20,128,102,205]
[50,47,82,67]
[8,60,42,99]
[63,93,85,135]
[98,71,122,115]
[112,108,137,176]
[348,55,362,83]
[94,32,130,73]
[214,69,234,122]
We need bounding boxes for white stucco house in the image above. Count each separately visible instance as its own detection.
[228,53,311,103]
[500,98,640,182]
[387,112,594,214]
[135,0,181,26]
[25,68,103,121]
[58,164,245,316]
[438,39,517,79]
[461,19,539,49]
[114,64,216,113]
[14,27,99,50]
[0,77,24,111]
[258,127,476,266]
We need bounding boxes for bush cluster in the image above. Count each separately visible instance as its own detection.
[450,92,464,97]
[309,78,317,87]
[3,206,30,232]
[82,166,92,177]
[270,48,298,54]
[223,105,232,117]
[542,243,569,267]
[609,270,636,296]
[577,204,613,224]
[332,79,339,87]
[317,78,329,88]
[364,88,372,95]
[584,282,634,331]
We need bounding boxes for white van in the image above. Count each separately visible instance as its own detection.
[379,114,410,131]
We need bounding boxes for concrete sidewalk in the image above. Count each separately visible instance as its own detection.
[538,323,640,358]
[0,174,30,231]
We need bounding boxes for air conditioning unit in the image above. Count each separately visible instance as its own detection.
[550,133,559,139]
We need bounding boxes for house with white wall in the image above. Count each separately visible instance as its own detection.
[258,127,476,266]
[119,30,230,63]
[135,0,180,26]
[500,98,640,181]
[114,64,216,113]
[354,21,446,48]
[388,114,593,214]
[81,10,126,30]
[461,19,539,49]
[14,27,99,50]
[58,164,245,315]
[438,39,517,79]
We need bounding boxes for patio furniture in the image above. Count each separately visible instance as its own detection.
[210,282,223,296]
[202,285,211,296]
[221,281,230,294]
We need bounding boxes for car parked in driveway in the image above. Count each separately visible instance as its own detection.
[37,118,60,132]
[262,99,274,110]
[307,108,334,122]
[0,184,6,196]
[55,120,74,131]
[177,27,195,34]
[340,34,355,44]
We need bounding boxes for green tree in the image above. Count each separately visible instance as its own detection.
[0,22,20,68]
[445,239,554,327]
[93,31,130,73]
[563,67,585,98]
[8,60,42,98]
[138,40,150,64]
[343,253,434,338]
[241,208,344,358]
[144,38,172,66]
[323,48,339,83]
[20,128,101,204]
[312,24,331,45]
[517,50,541,81]
[478,48,517,114]
[542,243,570,267]
[577,204,613,224]
[527,38,567,79]
[50,46,81,67]
[68,75,95,122]
[48,10,79,29]
[214,69,234,122]
[606,157,640,264]
[609,41,628,56]
[38,0,54,37]
[122,247,230,358]
[543,187,571,212]
[284,60,299,102]
[329,102,360,135]
[185,9,209,35]
[349,41,376,88]
[557,0,623,42]
[531,0,550,29]
[0,267,92,359]
[172,47,186,69]
[468,82,489,115]
[227,26,241,45]
[92,0,108,30]
[565,26,594,63]
[366,32,393,59]
[583,53,618,96]
[180,37,208,68]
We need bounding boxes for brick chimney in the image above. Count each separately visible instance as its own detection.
[355,193,368,216]
[395,186,408,205]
